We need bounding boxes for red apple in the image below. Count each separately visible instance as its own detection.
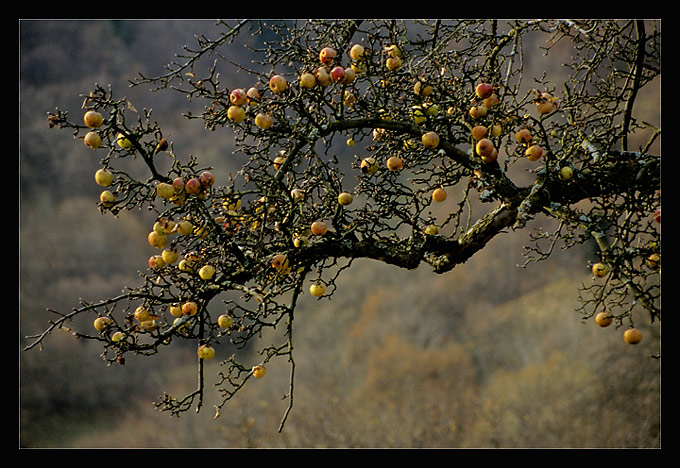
[185,177,202,195]
[229,88,247,106]
[475,83,494,99]
[330,66,345,82]
[319,47,337,65]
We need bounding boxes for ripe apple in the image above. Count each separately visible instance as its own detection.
[161,249,179,264]
[342,67,356,84]
[172,177,185,192]
[217,313,233,328]
[134,306,151,322]
[421,131,440,148]
[360,157,379,175]
[156,182,175,199]
[271,254,290,271]
[315,67,332,86]
[481,147,498,163]
[185,177,202,195]
[169,303,183,317]
[111,331,126,343]
[469,105,487,119]
[182,301,198,316]
[525,144,543,161]
[148,254,165,269]
[414,80,433,97]
[227,105,246,122]
[432,187,447,202]
[471,125,488,141]
[93,316,112,331]
[83,110,104,128]
[537,101,556,115]
[386,156,403,171]
[350,44,366,61]
[147,231,168,249]
[595,311,613,327]
[269,74,287,94]
[199,264,216,280]
[591,262,609,277]
[623,328,642,345]
[319,47,337,65]
[252,365,266,378]
[198,344,216,360]
[483,93,500,108]
[515,128,532,144]
[299,72,317,89]
[491,123,502,137]
[246,87,261,102]
[330,66,345,82]
[254,113,274,129]
[386,56,402,71]
[100,190,115,206]
[94,168,114,186]
[411,106,427,124]
[476,138,495,159]
[199,171,215,188]
[84,131,102,149]
[309,283,326,297]
[116,132,133,150]
[229,88,248,106]
[558,166,574,180]
[338,192,354,206]
[385,44,403,58]
[293,235,309,248]
[475,83,494,99]
[177,220,193,236]
[311,221,328,236]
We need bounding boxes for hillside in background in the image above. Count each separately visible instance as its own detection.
[19,20,661,448]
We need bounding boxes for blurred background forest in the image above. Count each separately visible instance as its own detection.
[19,20,661,448]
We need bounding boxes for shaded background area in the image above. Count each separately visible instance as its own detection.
[19,20,661,448]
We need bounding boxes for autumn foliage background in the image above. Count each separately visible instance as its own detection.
[19,20,661,448]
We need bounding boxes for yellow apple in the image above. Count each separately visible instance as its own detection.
[94,168,114,186]
[311,221,328,236]
[299,72,317,89]
[471,125,487,141]
[386,56,402,71]
[198,344,216,360]
[525,144,543,161]
[592,262,609,277]
[338,192,354,206]
[315,67,331,86]
[169,303,183,317]
[421,131,440,148]
[350,44,366,61]
[476,138,495,159]
[199,264,215,280]
[252,365,266,378]
[177,220,193,236]
[182,301,198,316]
[134,306,152,322]
[161,249,179,264]
[432,187,447,202]
[623,328,642,345]
[558,166,574,180]
[269,74,287,94]
[156,182,175,199]
[468,104,487,119]
[227,105,246,122]
[147,231,168,249]
[83,110,104,128]
[100,190,115,206]
[116,132,133,150]
[254,113,274,129]
[515,128,532,144]
[217,314,234,329]
[93,316,111,331]
[309,283,325,297]
[386,156,403,171]
[360,157,379,175]
[424,224,440,235]
[84,131,102,149]
[595,311,613,327]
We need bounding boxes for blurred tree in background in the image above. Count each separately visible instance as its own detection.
[20,19,661,448]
